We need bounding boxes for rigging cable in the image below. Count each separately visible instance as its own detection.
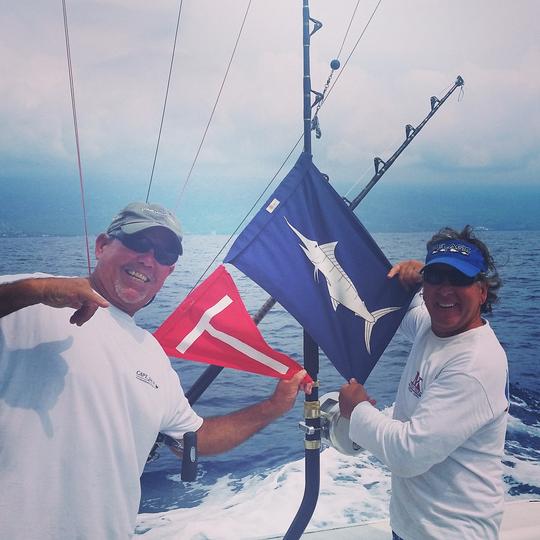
[311,0,362,137]
[145,0,185,203]
[61,0,92,275]
[321,0,383,107]
[174,0,254,210]
[190,134,303,291]
[336,0,362,60]
[190,0,383,285]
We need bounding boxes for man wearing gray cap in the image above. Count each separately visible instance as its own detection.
[339,226,508,540]
[0,202,309,539]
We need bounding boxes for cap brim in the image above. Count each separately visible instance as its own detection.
[422,257,480,277]
[120,223,183,255]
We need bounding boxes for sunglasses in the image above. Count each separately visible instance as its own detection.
[110,231,179,266]
[422,266,481,287]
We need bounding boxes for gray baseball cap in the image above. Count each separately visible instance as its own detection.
[107,202,183,254]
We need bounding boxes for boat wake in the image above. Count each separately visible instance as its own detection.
[136,393,540,538]
[136,448,391,539]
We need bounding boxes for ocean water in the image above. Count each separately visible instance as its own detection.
[1,231,539,538]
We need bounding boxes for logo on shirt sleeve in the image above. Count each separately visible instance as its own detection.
[408,371,423,398]
[136,370,159,389]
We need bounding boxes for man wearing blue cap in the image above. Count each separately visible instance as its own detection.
[339,226,508,540]
[0,202,309,539]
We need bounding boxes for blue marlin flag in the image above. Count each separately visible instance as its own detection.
[224,152,416,383]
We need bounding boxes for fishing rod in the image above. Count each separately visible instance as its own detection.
[185,73,465,405]
[282,2,321,538]
[346,75,464,211]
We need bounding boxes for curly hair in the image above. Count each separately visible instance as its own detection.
[427,225,501,313]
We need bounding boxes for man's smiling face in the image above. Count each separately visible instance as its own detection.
[92,228,175,315]
[422,264,487,338]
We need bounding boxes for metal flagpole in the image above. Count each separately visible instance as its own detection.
[283,2,321,538]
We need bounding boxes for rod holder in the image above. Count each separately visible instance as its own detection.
[181,431,198,482]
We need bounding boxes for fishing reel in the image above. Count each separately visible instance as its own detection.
[319,392,363,456]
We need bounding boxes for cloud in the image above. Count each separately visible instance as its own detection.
[0,0,538,234]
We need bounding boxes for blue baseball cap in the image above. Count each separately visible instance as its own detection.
[424,239,487,277]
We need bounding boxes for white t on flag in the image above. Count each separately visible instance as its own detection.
[154,265,309,381]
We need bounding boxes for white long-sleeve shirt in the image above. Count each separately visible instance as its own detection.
[350,298,509,539]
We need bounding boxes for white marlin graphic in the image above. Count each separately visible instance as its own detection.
[285,217,400,354]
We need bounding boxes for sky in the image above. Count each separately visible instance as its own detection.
[1,0,539,235]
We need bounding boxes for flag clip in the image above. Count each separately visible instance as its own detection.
[298,422,317,436]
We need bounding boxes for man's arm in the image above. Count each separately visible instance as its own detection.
[0,277,109,325]
[341,374,495,478]
[196,369,311,455]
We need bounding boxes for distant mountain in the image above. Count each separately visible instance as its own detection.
[1,180,539,236]
[354,183,540,233]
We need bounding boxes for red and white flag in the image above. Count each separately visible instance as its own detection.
[154,265,309,381]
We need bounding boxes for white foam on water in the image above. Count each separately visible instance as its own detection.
[504,404,540,491]
[502,443,540,493]
[507,410,540,436]
[136,404,538,538]
[503,454,540,490]
[135,447,391,539]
